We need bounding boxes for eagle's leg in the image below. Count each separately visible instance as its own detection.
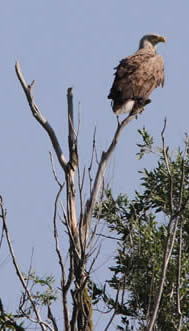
[116,115,121,126]
[135,97,151,107]
[130,97,151,117]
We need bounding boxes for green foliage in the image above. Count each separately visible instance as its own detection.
[94,129,189,330]
[23,271,58,306]
[136,127,154,159]
[0,299,25,331]
[0,272,58,331]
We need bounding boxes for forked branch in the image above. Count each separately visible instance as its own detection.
[15,62,68,173]
[15,62,78,244]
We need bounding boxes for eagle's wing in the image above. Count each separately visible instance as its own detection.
[108,49,164,113]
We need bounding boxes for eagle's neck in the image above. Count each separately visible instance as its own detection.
[139,39,156,51]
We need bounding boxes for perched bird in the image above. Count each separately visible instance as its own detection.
[108,34,166,116]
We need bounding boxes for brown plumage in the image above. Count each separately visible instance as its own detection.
[108,34,166,115]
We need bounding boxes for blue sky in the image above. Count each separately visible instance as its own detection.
[1,1,189,329]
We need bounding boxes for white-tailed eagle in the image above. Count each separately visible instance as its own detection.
[108,34,166,116]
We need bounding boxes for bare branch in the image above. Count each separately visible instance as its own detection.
[15,61,79,256]
[0,219,4,248]
[88,128,97,195]
[52,184,71,330]
[78,164,85,223]
[161,118,174,216]
[67,87,78,170]
[83,113,138,238]
[96,233,121,241]
[49,151,63,187]
[47,305,58,331]
[0,196,52,331]
[15,62,68,173]
[104,286,120,331]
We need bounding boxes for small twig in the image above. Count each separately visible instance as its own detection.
[53,185,71,331]
[0,220,4,248]
[87,186,106,252]
[161,118,171,176]
[78,164,85,224]
[96,233,121,241]
[49,151,63,187]
[104,286,120,331]
[161,118,174,216]
[88,127,97,195]
[60,200,68,224]
[85,245,101,285]
[121,277,126,306]
[60,199,80,260]
[19,248,35,310]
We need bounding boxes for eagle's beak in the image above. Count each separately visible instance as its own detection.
[157,35,166,43]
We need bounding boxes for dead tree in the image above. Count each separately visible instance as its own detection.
[13,62,139,330]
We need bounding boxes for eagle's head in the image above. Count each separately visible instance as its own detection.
[139,34,166,50]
